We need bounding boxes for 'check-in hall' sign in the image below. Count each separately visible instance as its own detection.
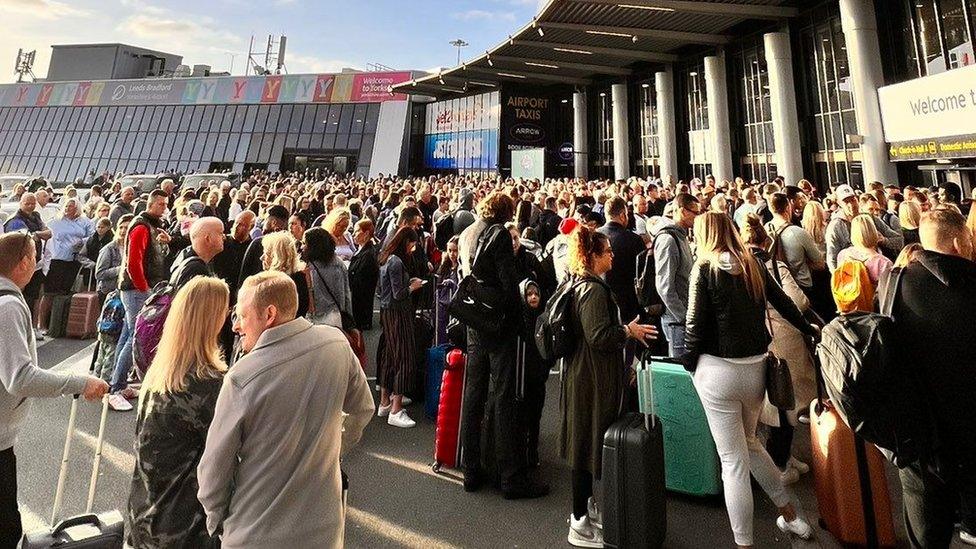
[879,64,976,161]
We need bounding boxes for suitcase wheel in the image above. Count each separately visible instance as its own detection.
[432,462,442,473]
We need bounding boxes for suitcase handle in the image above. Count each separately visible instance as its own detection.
[51,513,101,535]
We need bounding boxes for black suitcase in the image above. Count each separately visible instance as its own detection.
[602,357,667,549]
[22,395,124,549]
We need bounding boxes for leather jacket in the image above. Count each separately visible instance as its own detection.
[683,253,815,370]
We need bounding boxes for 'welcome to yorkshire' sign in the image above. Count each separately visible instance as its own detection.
[0,71,413,108]
[879,64,976,161]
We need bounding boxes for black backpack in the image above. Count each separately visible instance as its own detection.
[634,226,685,315]
[433,210,456,251]
[535,278,600,361]
[817,267,936,467]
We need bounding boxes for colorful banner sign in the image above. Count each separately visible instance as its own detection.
[0,71,412,108]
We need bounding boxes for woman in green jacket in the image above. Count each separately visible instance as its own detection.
[560,225,657,548]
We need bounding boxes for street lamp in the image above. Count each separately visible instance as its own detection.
[449,39,469,66]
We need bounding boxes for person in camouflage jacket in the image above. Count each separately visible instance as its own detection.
[125,276,228,548]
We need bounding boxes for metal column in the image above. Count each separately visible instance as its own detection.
[704,55,734,183]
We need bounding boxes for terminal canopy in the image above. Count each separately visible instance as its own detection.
[392,0,798,97]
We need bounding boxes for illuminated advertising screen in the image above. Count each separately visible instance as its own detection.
[424,91,500,171]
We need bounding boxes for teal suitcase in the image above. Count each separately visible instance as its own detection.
[649,357,722,496]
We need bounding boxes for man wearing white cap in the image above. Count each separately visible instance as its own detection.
[825,184,859,272]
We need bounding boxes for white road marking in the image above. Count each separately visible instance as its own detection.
[49,343,97,375]
[365,451,463,487]
[346,506,461,549]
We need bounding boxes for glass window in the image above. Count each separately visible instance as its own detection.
[297,134,311,149]
[178,106,193,132]
[220,105,236,132]
[286,105,302,133]
[325,105,341,133]
[168,106,184,132]
[940,0,975,69]
[201,105,217,132]
[338,104,354,134]
[267,104,285,133]
[148,106,164,130]
[351,104,368,134]
[245,134,263,162]
[214,133,229,159]
[253,106,270,133]
[915,0,946,74]
[158,133,175,159]
[347,133,362,150]
[170,133,187,161]
[300,104,318,133]
[191,134,207,161]
[203,133,218,160]
[269,133,286,161]
[156,106,173,132]
[226,133,242,162]
[188,106,205,133]
[364,103,380,134]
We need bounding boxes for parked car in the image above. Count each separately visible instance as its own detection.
[179,172,241,193]
[117,173,181,194]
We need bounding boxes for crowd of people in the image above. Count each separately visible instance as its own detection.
[0,168,973,548]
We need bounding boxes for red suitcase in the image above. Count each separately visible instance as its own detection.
[433,348,466,472]
[66,292,100,339]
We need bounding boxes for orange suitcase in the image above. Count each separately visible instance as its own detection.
[810,399,897,547]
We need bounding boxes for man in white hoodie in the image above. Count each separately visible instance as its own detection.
[0,231,108,547]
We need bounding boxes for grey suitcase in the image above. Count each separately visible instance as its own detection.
[22,395,124,549]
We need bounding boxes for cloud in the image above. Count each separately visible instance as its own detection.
[451,9,517,22]
[286,53,358,74]
[116,13,240,44]
[3,0,91,19]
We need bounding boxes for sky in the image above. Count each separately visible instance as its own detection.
[1,0,547,82]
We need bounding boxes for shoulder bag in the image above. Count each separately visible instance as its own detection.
[448,225,505,335]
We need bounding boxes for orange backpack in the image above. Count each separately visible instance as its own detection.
[831,259,875,314]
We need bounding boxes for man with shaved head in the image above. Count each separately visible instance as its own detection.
[169,217,225,290]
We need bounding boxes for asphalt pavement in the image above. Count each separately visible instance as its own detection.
[14,325,948,548]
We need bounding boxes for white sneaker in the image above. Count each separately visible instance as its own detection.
[788,456,810,474]
[587,497,602,530]
[387,410,416,428]
[377,403,392,417]
[781,467,801,485]
[777,515,814,540]
[108,393,133,412]
[960,530,976,546]
[400,396,413,406]
[567,514,603,548]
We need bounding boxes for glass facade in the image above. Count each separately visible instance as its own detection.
[730,41,777,182]
[592,89,614,179]
[682,63,711,180]
[0,101,383,181]
[794,5,862,188]
[637,82,660,179]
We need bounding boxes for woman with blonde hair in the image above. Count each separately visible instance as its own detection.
[127,277,229,548]
[899,200,922,245]
[261,231,311,318]
[684,212,818,548]
[836,214,893,287]
[322,207,357,262]
[561,225,657,547]
[801,201,828,255]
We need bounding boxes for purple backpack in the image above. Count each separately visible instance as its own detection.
[131,281,176,379]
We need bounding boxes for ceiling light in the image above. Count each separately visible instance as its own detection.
[470,80,497,87]
[617,4,676,11]
[599,92,607,97]
[641,83,650,88]
[562,99,569,103]
[487,56,494,67]
[497,72,527,79]
[554,47,593,55]
[525,61,559,68]
[587,30,632,38]
[538,27,545,37]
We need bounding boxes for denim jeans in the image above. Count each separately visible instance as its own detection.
[663,321,686,358]
[110,289,148,393]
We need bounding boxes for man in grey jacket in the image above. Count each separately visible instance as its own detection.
[0,232,108,547]
[198,271,374,549]
[826,185,859,272]
[654,193,698,357]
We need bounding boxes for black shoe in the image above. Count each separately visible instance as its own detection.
[502,477,550,500]
[463,469,485,493]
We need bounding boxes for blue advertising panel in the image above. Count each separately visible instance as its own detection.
[424,129,498,170]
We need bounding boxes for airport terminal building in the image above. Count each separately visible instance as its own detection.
[395,0,976,193]
[0,55,419,181]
